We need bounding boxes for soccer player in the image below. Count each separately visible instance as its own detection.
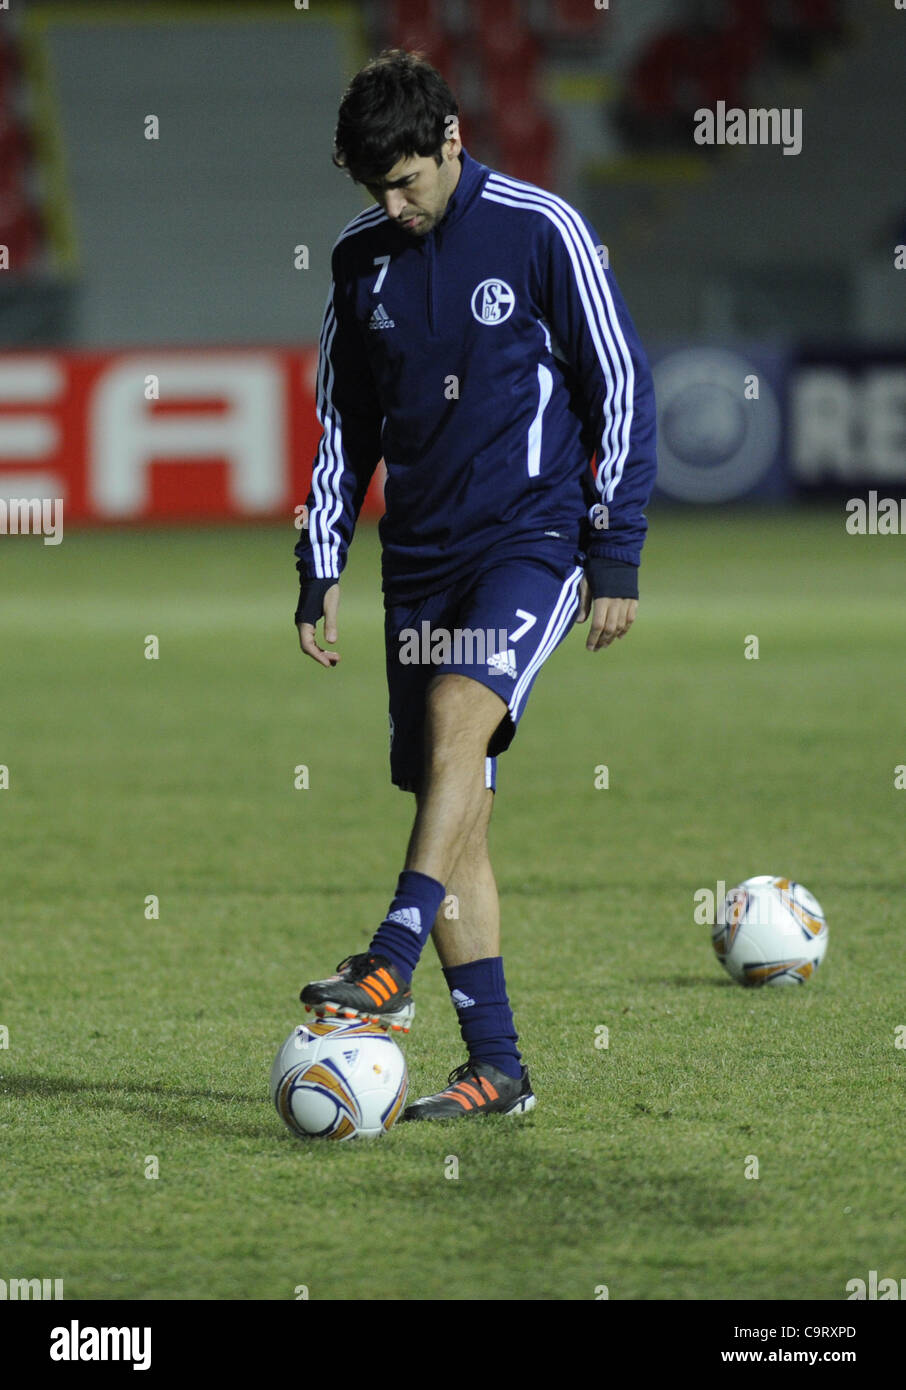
[295,50,656,1120]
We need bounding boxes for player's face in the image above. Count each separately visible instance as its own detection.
[361,134,463,236]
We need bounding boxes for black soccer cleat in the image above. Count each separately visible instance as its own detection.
[300,952,415,1033]
[400,1059,536,1121]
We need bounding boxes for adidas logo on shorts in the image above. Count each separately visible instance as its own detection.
[487,648,517,679]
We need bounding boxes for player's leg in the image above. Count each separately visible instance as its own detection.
[402,785,535,1120]
[404,672,506,884]
[402,546,584,1116]
[301,548,582,1043]
[300,594,507,1032]
[364,672,507,974]
[430,785,499,967]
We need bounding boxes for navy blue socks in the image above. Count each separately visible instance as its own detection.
[369,869,446,982]
[370,877,522,1081]
[442,956,522,1079]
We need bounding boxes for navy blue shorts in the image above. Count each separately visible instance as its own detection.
[385,543,584,793]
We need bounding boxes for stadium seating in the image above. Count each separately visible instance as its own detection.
[618,0,847,152]
[380,0,559,187]
[0,25,45,273]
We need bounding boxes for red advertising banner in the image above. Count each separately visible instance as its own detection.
[0,348,386,522]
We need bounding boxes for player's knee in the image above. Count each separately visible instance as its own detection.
[423,679,507,781]
[425,674,484,742]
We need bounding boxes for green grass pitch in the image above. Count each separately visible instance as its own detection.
[1,506,904,1301]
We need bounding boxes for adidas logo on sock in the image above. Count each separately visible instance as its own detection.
[487,648,517,679]
[368,302,395,330]
[386,906,421,934]
[451,988,476,1009]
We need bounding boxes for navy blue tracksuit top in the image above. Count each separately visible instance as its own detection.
[296,148,657,602]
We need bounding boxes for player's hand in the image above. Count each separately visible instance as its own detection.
[297,583,340,668]
[577,577,638,651]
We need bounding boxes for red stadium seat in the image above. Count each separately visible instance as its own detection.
[0,148,27,201]
[468,0,538,67]
[418,32,456,79]
[0,189,40,267]
[0,180,26,228]
[481,27,539,81]
[0,28,20,74]
[469,0,523,37]
[727,0,770,61]
[497,105,556,187]
[384,0,443,39]
[384,0,560,194]
[0,109,28,165]
[383,10,454,76]
[384,3,455,74]
[499,145,554,189]
[485,58,540,122]
[627,29,692,120]
[625,22,754,130]
[0,28,46,272]
[696,29,755,109]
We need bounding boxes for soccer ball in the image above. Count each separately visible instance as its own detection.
[712,875,828,986]
[270,1017,408,1140]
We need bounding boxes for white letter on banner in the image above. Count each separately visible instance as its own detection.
[89,355,286,517]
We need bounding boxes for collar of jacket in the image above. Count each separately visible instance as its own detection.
[418,146,489,240]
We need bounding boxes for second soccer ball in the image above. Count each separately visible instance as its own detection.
[712,875,828,986]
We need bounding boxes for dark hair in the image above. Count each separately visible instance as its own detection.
[333,49,459,183]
